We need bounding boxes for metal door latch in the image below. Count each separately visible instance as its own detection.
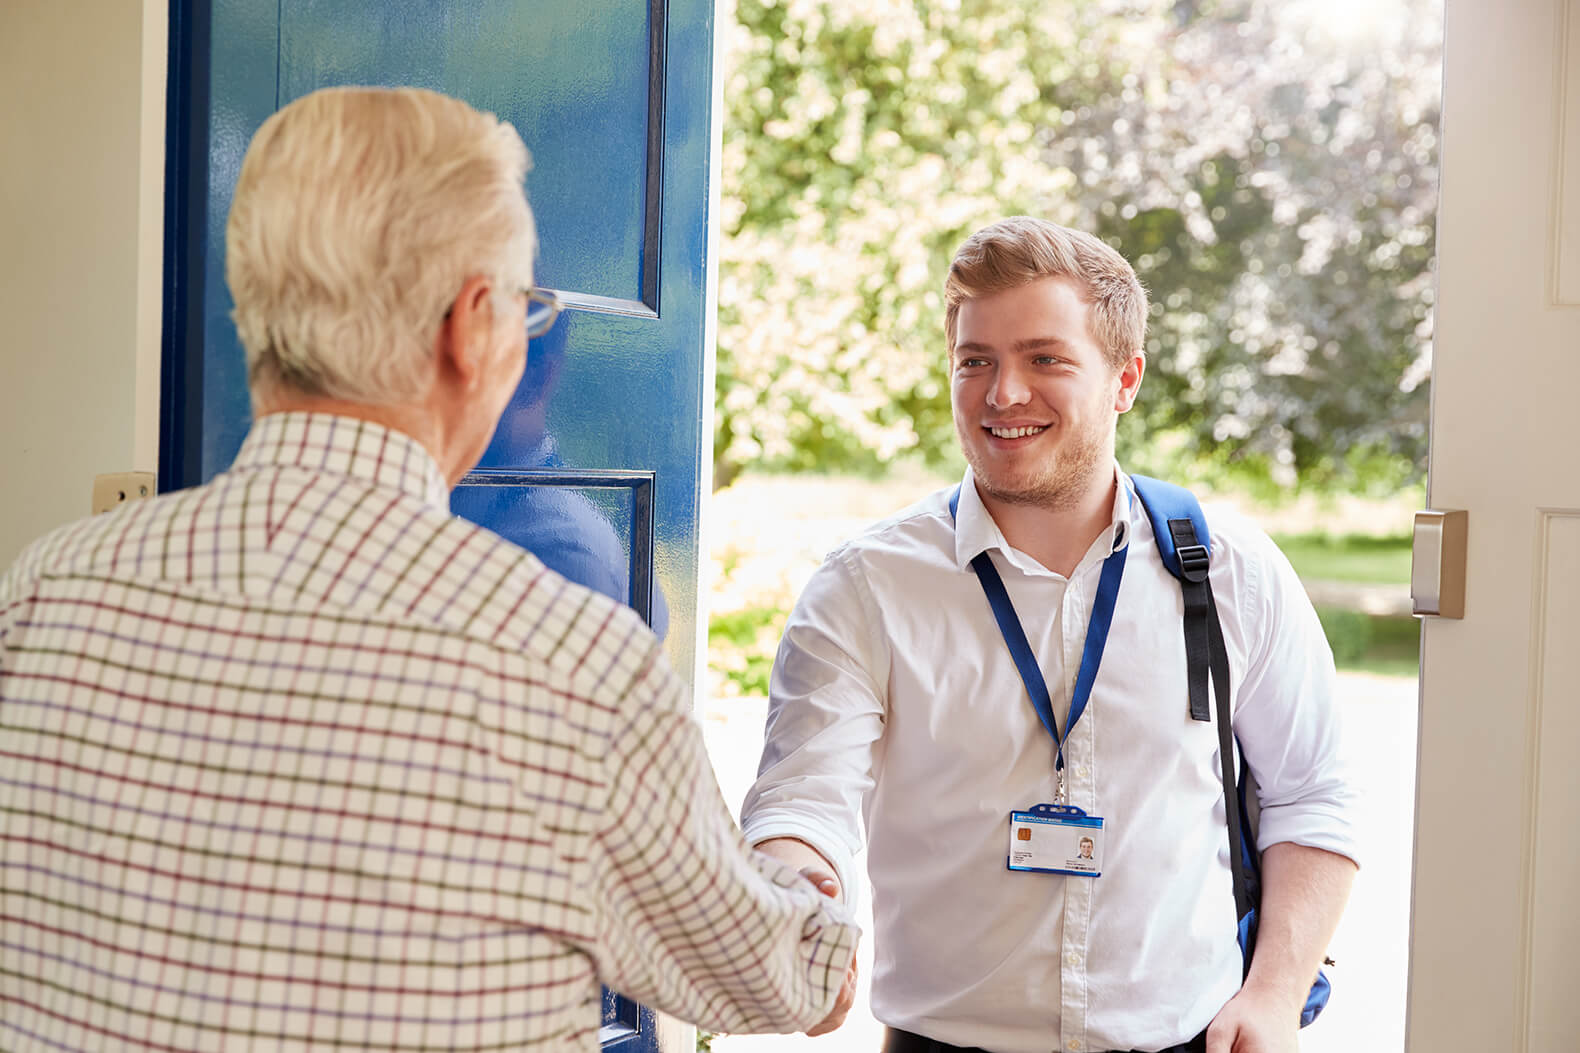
[1411,509,1468,619]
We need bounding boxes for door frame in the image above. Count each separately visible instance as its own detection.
[158,0,213,494]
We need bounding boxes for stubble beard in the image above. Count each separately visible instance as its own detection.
[963,416,1110,514]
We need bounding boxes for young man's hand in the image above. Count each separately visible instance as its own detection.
[756,836,843,900]
[1204,982,1300,1053]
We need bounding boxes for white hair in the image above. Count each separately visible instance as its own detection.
[226,86,536,405]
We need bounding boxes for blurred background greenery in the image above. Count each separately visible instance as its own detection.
[714,0,1437,495]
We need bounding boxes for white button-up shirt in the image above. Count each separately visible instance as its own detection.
[741,468,1359,1053]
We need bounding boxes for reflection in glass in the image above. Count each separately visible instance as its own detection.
[453,324,669,640]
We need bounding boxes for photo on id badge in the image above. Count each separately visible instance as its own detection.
[1008,808,1103,876]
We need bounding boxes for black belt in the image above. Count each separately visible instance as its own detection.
[882,1026,1207,1053]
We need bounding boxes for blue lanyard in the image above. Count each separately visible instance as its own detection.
[949,486,1127,776]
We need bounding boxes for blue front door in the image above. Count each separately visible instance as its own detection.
[161,2,718,1048]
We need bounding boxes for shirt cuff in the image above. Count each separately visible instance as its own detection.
[1255,802,1362,868]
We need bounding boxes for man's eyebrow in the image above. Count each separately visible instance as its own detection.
[1012,337,1069,353]
[953,337,1068,356]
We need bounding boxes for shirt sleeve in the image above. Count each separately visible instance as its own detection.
[0,574,14,673]
[0,540,44,677]
[739,548,889,902]
[1229,528,1363,866]
[589,639,860,1035]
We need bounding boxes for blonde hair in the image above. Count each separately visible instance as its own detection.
[226,86,536,404]
[944,217,1147,371]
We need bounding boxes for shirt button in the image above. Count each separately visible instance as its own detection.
[1066,951,1080,965]
[1076,765,1089,778]
[1067,1040,1080,1051]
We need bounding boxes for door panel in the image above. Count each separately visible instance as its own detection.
[1525,516,1580,1051]
[161,1,716,1049]
[277,0,656,307]
[450,469,661,631]
[1409,0,1580,1049]
[599,985,657,1049]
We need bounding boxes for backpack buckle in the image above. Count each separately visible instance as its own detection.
[1177,543,1210,583]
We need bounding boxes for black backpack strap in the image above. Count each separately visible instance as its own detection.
[1209,588,1253,921]
[1170,518,1213,723]
[1130,477,1326,1016]
[1130,475,1252,918]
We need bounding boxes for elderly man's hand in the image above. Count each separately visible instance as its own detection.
[806,937,859,1036]
[795,860,858,1037]
[755,838,861,1037]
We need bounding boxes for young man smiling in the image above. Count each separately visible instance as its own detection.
[741,217,1360,1053]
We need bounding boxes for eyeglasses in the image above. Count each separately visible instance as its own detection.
[440,285,562,339]
[524,287,561,339]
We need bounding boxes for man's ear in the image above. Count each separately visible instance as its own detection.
[434,275,497,390]
[1114,352,1145,413]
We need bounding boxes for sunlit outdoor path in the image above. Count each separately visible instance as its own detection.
[701,670,1417,1053]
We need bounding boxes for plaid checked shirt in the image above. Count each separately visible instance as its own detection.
[0,412,857,1052]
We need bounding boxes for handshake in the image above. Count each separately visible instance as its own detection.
[761,836,863,1038]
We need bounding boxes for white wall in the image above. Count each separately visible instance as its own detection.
[0,0,166,569]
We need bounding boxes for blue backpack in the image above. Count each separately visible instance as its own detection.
[1129,475,1332,1028]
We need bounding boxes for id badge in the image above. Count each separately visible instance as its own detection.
[1007,803,1104,877]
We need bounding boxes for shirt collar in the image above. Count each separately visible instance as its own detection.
[952,463,1133,576]
[229,412,451,512]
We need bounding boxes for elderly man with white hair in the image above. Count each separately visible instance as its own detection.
[0,86,857,1052]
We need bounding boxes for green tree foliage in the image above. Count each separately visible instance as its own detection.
[715,0,1440,494]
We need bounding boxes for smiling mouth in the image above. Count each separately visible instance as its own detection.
[986,425,1047,439]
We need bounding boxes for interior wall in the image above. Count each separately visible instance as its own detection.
[0,0,165,570]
